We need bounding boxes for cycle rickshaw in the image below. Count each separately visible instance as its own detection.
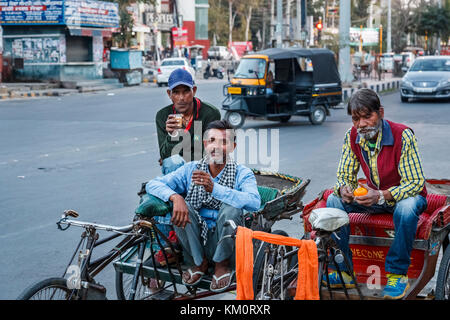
[17,170,310,300]
[251,178,450,300]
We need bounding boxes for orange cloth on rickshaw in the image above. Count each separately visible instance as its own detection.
[235,226,319,300]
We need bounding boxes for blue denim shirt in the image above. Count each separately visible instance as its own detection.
[146,161,261,229]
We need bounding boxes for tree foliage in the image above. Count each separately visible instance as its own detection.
[105,0,156,48]
[413,4,450,40]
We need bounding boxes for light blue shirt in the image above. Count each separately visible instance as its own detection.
[145,161,261,229]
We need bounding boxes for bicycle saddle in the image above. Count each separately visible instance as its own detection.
[308,208,349,232]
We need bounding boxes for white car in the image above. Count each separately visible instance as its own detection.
[156,58,196,87]
[379,53,394,72]
[207,46,232,60]
[400,52,416,69]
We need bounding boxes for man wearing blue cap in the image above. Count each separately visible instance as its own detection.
[156,68,221,175]
[150,68,221,280]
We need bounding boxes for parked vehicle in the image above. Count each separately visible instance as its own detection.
[401,52,416,69]
[297,178,450,300]
[400,56,450,102]
[379,53,394,72]
[222,48,342,128]
[203,62,225,79]
[156,58,195,87]
[207,46,232,60]
[16,171,310,300]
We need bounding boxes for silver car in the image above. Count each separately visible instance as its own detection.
[400,56,450,102]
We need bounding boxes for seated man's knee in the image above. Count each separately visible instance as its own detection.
[162,154,185,175]
[327,193,344,208]
[219,204,243,222]
[395,196,426,220]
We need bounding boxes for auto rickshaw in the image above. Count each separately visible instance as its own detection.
[222,48,342,128]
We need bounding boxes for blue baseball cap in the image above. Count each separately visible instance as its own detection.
[168,68,194,90]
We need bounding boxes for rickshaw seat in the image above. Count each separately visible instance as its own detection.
[295,72,313,87]
[257,186,280,209]
[307,189,447,240]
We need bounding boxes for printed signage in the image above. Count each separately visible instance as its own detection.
[172,27,188,48]
[0,0,119,27]
[0,0,64,24]
[64,1,119,27]
[349,28,380,47]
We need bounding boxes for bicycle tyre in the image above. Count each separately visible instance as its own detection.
[116,269,166,300]
[17,277,77,300]
[435,241,450,300]
[252,230,295,299]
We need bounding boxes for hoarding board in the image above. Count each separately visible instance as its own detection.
[0,0,64,25]
[172,27,188,48]
[0,0,118,27]
[64,0,119,28]
[349,28,379,46]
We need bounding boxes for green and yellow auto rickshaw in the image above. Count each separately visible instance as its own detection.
[222,48,342,128]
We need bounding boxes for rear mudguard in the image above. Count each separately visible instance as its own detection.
[222,96,249,113]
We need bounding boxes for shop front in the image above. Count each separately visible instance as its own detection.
[0,0,118,82]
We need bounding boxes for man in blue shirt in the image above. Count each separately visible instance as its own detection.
[146,120,261,292]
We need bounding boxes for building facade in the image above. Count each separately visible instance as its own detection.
[0,0,118,82]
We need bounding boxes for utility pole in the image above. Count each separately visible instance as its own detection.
[339,0,352,84]
[368,0,373,28]
[286,0,292,41]
[437,0,442,54]
[387,0,392,53]
[296,0,301,43]
[262,8,266,49]
[270,0,275,46]
[276,0,283,48]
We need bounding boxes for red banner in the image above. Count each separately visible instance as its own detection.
[172,27,188,48]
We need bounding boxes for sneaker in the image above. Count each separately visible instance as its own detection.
[322,271,356,289]
[382,274,409,300]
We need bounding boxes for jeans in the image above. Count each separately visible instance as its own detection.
[326,193,427,275]
[154,154,186,247]
[161,154,186,175]
[174,202,243,266]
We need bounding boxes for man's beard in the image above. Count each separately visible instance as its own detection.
[206,151,227,165]
[357,120,382,140]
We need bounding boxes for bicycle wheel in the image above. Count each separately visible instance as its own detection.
[17,277,78,300]
[252,230,296,300]
[436,242,450,300]
[115,270,165,300]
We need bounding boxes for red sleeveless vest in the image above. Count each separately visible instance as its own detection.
[349,119,427,198]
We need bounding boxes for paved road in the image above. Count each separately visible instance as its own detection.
[0,80,449,299]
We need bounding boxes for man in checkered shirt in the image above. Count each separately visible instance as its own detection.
[325,88,427,299]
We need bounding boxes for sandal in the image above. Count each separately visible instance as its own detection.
[181,268,205,287]
[209,270,235,293]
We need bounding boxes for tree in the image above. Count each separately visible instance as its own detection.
[228,0,239,45]
[209,0,229,46]
[351,0,372,26]
[414,4,450,41]
[390,0,417,52]
[106,0,156,48]
[237,0,263,43]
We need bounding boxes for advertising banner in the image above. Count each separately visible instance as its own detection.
[64,0,119,28]
[0,0,118,27]
[0,0,64,25]
[349,28,380,46]
[172,27,188,48]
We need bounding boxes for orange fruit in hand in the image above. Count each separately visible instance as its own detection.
[353,187,368,197]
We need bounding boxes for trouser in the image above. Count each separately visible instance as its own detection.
[153,154,186,247]
[174,202,243,267]
[326,193,427,275]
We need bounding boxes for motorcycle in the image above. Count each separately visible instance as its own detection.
[203,63,224,80]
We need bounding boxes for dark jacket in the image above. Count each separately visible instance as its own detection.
[156,98,221,161]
